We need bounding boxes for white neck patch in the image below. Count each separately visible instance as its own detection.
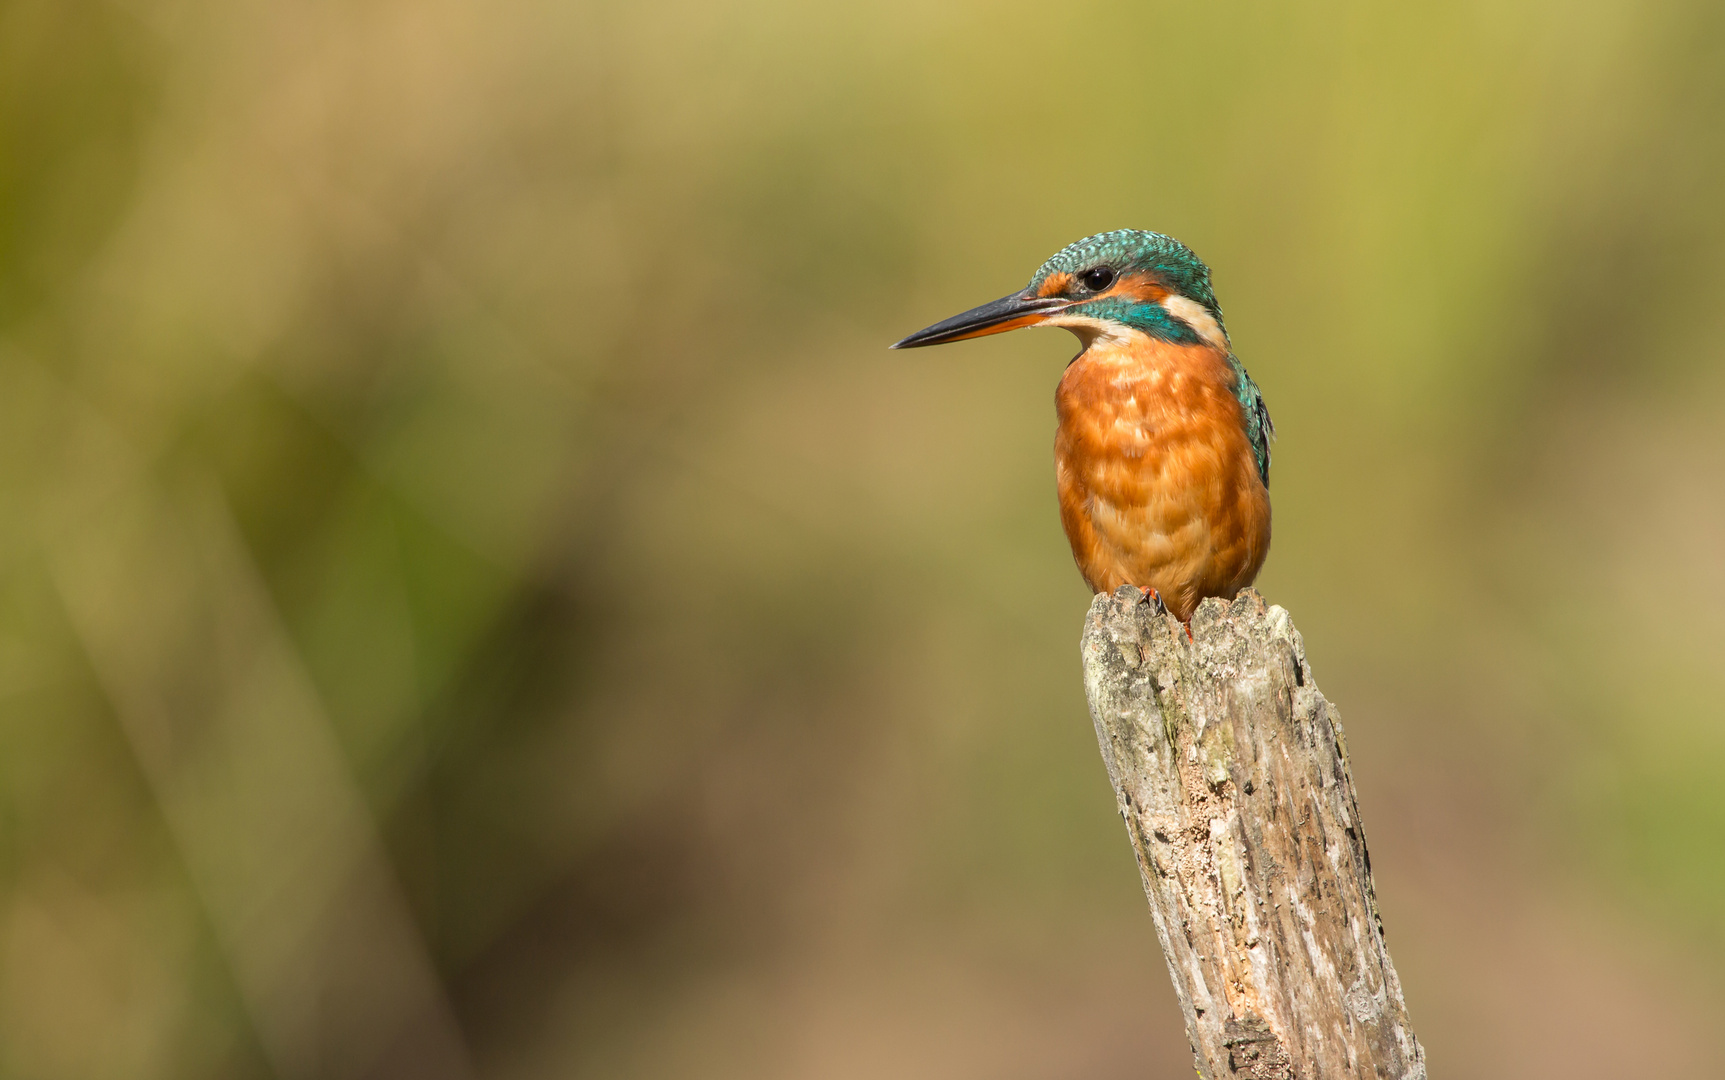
[1160,294,1229,351]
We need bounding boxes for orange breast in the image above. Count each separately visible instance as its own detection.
[1054,338,1271,621]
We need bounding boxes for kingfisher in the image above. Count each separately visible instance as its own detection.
[892,230,1272,623]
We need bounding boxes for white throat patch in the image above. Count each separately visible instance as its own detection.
[1042,312,1141,350]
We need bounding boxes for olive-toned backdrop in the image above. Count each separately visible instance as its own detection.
[3,2,1722,1077]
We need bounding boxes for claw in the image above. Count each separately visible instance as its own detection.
[1134,585,1167,615]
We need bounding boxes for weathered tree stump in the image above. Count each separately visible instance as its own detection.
[1081,586,1425,1079]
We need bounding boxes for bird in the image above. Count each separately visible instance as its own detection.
[892,229,1272,624]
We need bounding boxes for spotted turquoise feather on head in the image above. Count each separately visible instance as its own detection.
[1032,229,1272,485]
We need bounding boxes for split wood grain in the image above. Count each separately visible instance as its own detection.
[1081,586,1425,1079]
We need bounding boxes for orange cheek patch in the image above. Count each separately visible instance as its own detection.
[1037,272,1075,298]
[1109,273,1169,304]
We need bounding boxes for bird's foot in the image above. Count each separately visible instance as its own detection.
[1114,585,1184,637]
[1148,590,1194,641]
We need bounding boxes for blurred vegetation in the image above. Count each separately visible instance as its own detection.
[1,1,1723,1078]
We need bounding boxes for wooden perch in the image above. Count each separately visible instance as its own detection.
[1081,586,1425,1080]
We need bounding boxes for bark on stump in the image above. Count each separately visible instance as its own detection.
[1081,586,1425,1080]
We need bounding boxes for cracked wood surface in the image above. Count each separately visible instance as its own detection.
[1081,586,1425,1080]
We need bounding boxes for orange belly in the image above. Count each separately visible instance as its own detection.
[1054,338,1271,622]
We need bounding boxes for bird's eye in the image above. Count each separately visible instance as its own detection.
[1079,267,1116,292]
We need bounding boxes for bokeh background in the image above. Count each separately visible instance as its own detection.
[3,1,1724,1077]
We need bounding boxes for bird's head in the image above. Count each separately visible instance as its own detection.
[892,229,1229,353]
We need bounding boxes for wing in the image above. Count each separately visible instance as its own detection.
[1227,354,1274,487]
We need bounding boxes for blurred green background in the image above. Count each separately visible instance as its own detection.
[3,1,1724,1077]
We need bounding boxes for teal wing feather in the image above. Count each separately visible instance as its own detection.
[1228,355,1273,486]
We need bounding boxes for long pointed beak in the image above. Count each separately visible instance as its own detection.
[890,289,1071,349]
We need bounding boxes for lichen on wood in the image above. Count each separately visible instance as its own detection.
[1081,586,1425,1079]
